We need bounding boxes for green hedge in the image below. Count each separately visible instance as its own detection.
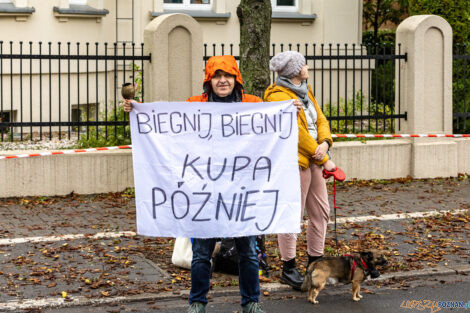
[453,44,470,133]
[362,31,397,112]
[362,30,396,47]
[408,0,469,132]
[74,105,131,148]
[362,1,470,133]
[408,0,470,45]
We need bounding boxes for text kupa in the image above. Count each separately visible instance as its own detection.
[151,154,279,232]
[135,109,294,139]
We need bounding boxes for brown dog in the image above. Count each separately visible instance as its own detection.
[301,251,387,303]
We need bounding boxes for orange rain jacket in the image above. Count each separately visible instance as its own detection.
[264,83,333,169]
[186,55,262,103]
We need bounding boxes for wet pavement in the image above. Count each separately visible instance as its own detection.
[0,177,468,311]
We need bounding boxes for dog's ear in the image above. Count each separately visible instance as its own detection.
[360,251,374,261]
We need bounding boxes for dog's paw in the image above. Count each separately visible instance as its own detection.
[358,294,363,299]
[353,297,361,302]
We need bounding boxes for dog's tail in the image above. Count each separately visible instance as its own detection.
[300,268,312,292]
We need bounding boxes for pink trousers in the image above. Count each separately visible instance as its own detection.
[278,163,330,260]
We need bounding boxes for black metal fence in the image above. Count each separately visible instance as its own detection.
[204,43,408,133]
[3,41,468,143]
[453,43,469,134]
[0,41,150,143]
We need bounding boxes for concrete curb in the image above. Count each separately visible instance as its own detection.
[376,265,469,281]
[0,265,469,312]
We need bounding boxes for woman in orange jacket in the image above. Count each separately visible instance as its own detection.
[124,55,265,313]
[264,51,343,291]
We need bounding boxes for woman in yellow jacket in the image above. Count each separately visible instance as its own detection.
[264,51,341,290]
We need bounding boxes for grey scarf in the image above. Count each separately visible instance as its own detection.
[276,76,318,140]
[276,76,313,109]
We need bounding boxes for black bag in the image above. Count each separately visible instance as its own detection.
[211,236,269,276]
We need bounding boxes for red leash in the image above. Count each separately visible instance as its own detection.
[323,167,346,253]
[333,178,339,250]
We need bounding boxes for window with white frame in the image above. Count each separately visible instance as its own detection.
[70,0,87,4]
[271,0,297,12]
[163,0,211,10]
[0,0,12,3]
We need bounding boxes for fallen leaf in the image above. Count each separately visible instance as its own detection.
[47,282,57,288]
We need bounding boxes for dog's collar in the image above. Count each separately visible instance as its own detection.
[345,254,369,279]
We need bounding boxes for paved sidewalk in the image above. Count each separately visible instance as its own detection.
[0,177,468,312]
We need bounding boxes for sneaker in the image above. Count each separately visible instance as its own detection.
[187,302,206,313]
[242,302,265,313]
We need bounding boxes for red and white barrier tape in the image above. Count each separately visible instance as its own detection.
[0,145,131,160]
[332,134,470,138]
[1,134,469,160]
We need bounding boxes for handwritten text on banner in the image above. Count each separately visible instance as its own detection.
[130,100,301,238]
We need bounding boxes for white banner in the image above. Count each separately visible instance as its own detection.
[130,100,301,238]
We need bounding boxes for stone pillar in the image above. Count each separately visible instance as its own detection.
[144,14,203,102]
[396,15,456,178]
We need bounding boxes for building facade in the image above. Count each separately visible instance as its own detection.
[0,0,363,45]
[0,0,364,139]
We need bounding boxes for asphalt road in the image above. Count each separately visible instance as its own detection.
[2,178,467,313]
[42,273,470,313]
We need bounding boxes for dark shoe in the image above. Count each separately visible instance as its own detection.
[187,302,206,313]
[242,302,265,313]
[307,255,323,267]
[280,258,303,290]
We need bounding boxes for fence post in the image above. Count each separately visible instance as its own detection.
[396,15,456,178]
[143,14,203,102]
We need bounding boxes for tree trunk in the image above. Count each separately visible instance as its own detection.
[237,0,272,98]
[373,0,382,44]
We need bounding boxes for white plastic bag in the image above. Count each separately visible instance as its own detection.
[171,237,193,269]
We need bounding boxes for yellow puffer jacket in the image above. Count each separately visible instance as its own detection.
[264,83,333,169]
